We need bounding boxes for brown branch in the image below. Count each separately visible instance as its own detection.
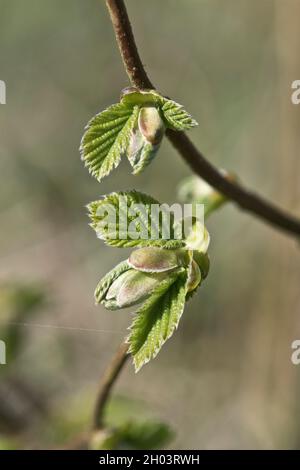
[93,342,129,431]
[61,343,128,448]
[106,0,300,239]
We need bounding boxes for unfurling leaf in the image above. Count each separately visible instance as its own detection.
[128,106,165,175]
[89,189,211,371]
[160,98,198,131]
[184,217,210,252]
[106,269,170,310]
[87,191,184,249]
[94,260,131,305]
[80,103,138,182]
[121,87,198,132]
[186,259,201,292]
[80,88,198,181]
[127,270,188,372]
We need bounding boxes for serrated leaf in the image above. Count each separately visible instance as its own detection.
[80,103,139,182]
[128,269,188,372]
[121,88,198,132]
[128,132,161,175]
[88,191,184,249]
[81,89,198,182]
[160,98,198,131]
[121,87,197,132]
[94,259,131,305]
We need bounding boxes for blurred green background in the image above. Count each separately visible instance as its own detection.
[0,0,300,449]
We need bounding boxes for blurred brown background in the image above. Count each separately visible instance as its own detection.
[0,0,300,449]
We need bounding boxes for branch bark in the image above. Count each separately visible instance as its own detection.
[106,0,300,239]
[93,342,129,430]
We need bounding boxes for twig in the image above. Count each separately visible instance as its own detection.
[105,0,300,239]
[62,343,128,448]
[93,342,129,431]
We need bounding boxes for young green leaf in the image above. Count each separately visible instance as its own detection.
[80,89,198,182]
[88,191,185,249]
[80,103,139,182]
[128,137,158,175]
[94,259,131,305]
[108,270,171,310]
[160,98,198,131]
[184,218,210,252]
[127,269,188,372]
[127,106,165,174]
[121,87,198,132]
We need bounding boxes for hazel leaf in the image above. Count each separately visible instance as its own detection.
[94,259,131,305]
[120,88,198,132]
[115,270,169,309]
[160,98,198,131]
[87,191,184,249]
[128,137,159,175]
[127,269,188,372]
[80,103,139,182]
[81,89,198,182]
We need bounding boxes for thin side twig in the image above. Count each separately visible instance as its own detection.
[105,0,300,239]
[62,343,128,448]
[93,342,129,431]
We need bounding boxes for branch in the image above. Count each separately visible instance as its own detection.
[105,0,300,239]
[93,342,129,430]
[62,343,128,448]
